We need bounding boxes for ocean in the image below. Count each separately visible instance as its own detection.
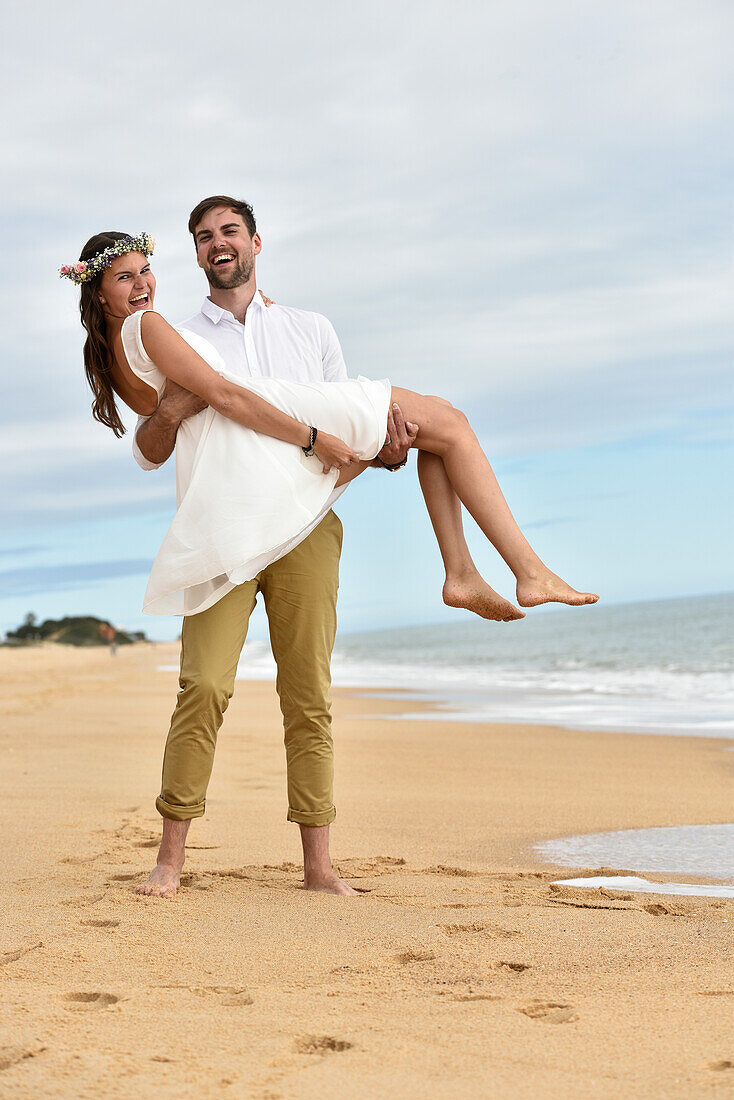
[235,592,734,739]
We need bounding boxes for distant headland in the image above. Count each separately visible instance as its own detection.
[2,613,147,648]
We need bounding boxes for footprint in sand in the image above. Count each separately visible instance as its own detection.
[294,1035,353,1055]
[547,888,636,911]
[109,873,138,882]
[335,855,407,879]
[393,950,438,965]
[519,1001,578,1024]
[64,992,119,1009]
[450,992,502,1003]
[81,919,120,929]
[494,961,530,973]
[422,865,481,878]
[642,901,692,917]
[442,902,489,910]
[60,892,107,908]
[440,921,519,940]
[371,893,427,906]
[1,942,43,966]
[0,1046,46,1073]
[708,1060,734,1072]
[180,873,215,891]
[195,986,253,1007]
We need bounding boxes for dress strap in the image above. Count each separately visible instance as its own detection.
[119,310,165,401]
[120,309,156,372]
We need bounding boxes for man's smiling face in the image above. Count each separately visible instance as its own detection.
[194,206,261,290]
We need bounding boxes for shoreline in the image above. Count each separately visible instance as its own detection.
[2,642,733,1097]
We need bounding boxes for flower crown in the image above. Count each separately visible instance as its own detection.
[59,232,155,285]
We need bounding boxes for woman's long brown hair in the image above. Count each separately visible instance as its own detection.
[78,231,131,437]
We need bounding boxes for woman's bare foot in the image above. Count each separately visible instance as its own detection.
[443,574,525,621]
[135,863,181,898]
[516,570,599,608]
[303,872,359,896]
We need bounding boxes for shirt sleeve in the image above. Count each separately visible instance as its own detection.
[132,414,164,471]
[316,314,349,382]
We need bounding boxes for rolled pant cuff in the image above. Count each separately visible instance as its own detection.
[287,805,336,827]
[156,795,206,821]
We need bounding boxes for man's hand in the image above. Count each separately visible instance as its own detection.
[159,379,209,422]
[374,403,419,469]
[135,381,208,467]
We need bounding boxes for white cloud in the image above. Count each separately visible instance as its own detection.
[2,0,734,530]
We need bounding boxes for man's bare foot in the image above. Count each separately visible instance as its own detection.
[443,575,525,621]
[303,873,359,896]
[134,818,189,898]
[135,863,181,898]
[516,570,599,608]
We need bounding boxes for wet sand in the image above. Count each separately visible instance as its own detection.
[1,642,732,1098]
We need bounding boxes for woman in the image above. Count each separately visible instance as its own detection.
[66,231,598,621]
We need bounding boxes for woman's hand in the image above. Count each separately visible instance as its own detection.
[313,431,359,474]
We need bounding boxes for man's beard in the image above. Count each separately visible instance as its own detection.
[207,251,254,290]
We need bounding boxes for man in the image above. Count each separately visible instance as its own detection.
[134,196,417,897]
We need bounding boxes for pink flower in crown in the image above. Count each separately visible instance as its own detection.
[59,265,72,276]
[74,262,87,274]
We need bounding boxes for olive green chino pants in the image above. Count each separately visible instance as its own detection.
[155,511,343,826]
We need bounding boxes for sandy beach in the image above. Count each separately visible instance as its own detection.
[1,642,732,1098]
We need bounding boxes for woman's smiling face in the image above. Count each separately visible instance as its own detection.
[98,251,156,317]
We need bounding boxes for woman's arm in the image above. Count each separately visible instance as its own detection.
[139,312,357,472]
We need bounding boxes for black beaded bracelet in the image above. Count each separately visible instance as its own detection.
[302,426,318,457]
[378,453,408,471]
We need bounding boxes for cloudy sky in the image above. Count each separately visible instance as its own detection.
[2,0,732,639]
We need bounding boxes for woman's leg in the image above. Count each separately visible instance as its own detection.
[390,388,598,608]
[334,430,522,619]
[417,450,524,621]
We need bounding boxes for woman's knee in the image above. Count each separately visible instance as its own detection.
[428,396,470,431]
[434,400,469,434]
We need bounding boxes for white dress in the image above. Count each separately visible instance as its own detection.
[121,310,391,616]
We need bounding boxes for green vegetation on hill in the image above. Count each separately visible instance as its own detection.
[3,613,147,648]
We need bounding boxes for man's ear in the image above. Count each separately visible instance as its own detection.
[252,233,262,256]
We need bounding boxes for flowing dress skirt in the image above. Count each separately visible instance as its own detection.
[142,370,392,616]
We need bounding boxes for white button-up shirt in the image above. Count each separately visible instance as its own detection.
[132,292,348,470]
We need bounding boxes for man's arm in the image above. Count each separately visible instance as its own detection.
[135,381,208,468]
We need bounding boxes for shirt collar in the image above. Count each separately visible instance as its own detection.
[201,291,263,326]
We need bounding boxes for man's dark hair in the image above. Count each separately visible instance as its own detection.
[188,196,257,240]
